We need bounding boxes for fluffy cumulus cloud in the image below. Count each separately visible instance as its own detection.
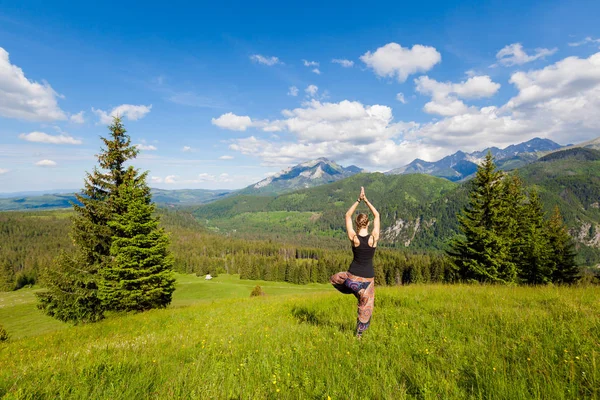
[35,159,57,167]
[396,93,407,104]
[69,111,85,124]
[182,146,192,152]
[0,47,67,121]
[211,112,253,131]
[502,51,600,143]
[411,51,600,151]
[288,86,299,96]
[415,75,501,116]
[360,43,441,82]
[19,131,82,145]
[93,104,152,124]
[135,144,157,151]
[302,60,319,67]
[250,54,281,66]
[220,99,434,167]
[312,68,321,75]
[494,43,557,67]
[305,85,318,97]
[332,59,354,67]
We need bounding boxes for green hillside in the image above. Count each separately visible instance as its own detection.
[1,275,598,399]
[195,173,458,240]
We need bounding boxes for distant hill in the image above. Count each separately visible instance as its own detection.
[237,158,363,195]
[386,137,562,181]
[0,188,233,211]
[539,147,600,162]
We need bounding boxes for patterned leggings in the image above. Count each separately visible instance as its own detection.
[329,271,375,337]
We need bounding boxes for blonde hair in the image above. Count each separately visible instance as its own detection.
[355,213,369,230]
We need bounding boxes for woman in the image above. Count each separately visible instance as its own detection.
[330,186,380,338]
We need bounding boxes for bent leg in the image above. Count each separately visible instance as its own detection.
[330,271,353,294]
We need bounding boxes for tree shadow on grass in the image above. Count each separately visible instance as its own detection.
[290,305,354,333]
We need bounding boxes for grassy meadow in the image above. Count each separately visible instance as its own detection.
[1,275,599,399]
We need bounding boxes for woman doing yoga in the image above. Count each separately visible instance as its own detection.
[330,186,380,338]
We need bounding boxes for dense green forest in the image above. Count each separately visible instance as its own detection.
[0,208,455,292]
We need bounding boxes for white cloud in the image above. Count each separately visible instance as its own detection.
[135,144,157,151]
[182,146,192,152]
[227,99,421,167]
[69,111,85,124]
[506,52,600,108]
[568,37,600,47]
[312,68,321,75]
[0,168,9,175]
[415,75,500,116]
[305,85,318,97]
[19,131,82,145]
[494,43,557,67]
[288,86,299,96]
[0,47,67,122]
[501,51,600,143]
[396,93,407,104]
[92,104,152,125]
[151,176,163,183]
[360,43,441,82]
[211,112,253,131]
[219,155,234,160]
[250,54,281,66]
[165,175,178,184]
[303,60,319,67]
[332,59,354,67]
[35,159,57,167]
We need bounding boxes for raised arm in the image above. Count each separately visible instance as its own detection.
[363,196,380,241]
[345,196,361,242]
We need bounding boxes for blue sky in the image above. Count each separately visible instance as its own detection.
[1,0,600,192]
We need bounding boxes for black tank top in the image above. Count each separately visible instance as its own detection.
[348,234,376,278]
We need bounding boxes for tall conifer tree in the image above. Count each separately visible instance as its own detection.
[447,152,517,283]
[519,190,553,284]
[37,117,140,322]
[547,206,579,284]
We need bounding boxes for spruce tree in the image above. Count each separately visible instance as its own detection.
[447,152,517,283]
[37,117,139,323]
[547,206,579,284]
[99,171,176,311]
[519,190,554,284]
[0,262,15,292]
[500,174,527,276]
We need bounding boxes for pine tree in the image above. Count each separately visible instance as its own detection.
[447,152,517,283]
[0,262,15,292]
[547,206,579,284]
[37,117,139,323]
[501,174,527,276]
[99,173,176,311]
[519,190,554,284]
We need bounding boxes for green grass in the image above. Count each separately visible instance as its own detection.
[1,277,599,399]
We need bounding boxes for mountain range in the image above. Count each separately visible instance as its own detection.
[386,137,563,181]
[237,158,363,195]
